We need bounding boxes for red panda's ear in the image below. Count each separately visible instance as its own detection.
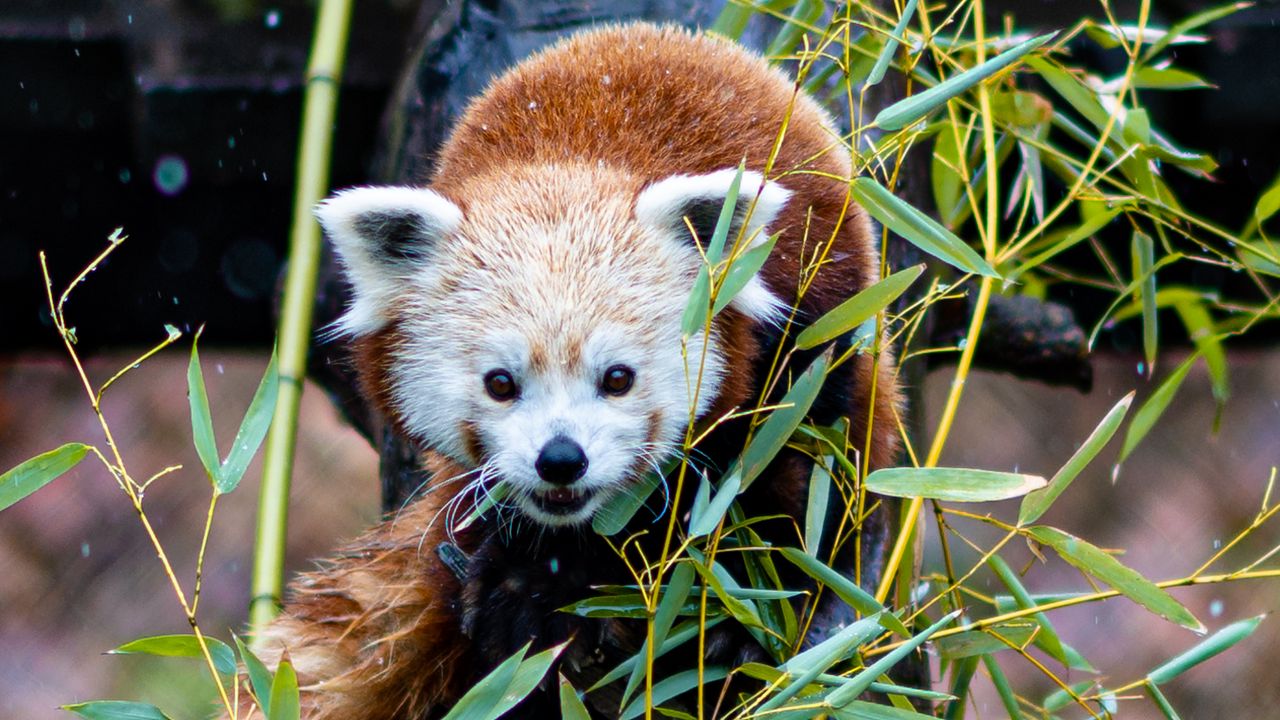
[635,169,791,326]
[315,186,463,337]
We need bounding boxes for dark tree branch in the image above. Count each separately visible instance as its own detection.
[927,292,1094,392]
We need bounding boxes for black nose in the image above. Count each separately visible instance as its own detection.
[535,435,588,485]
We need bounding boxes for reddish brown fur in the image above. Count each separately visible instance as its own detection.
[252,453,479,719]
[262,23,901,718]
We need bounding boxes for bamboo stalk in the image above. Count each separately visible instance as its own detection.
[250,0,355,636]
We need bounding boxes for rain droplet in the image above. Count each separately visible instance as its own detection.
[1209,599,1224,617]
[80,542,90,557]
[264,10,281,29]
[118,168,131,183]
[153,155,189,196]
[549,557,560,574]
[1110,464,1121,483]
[527,100,538,110]
[227,136,236,149]
[1136,361,1145,375]
[262,171,269,181]
[601,74,611,85]
[217,364,225,375]
[1213,538,1222,549]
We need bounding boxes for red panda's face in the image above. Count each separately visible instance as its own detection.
[318,165,790,528]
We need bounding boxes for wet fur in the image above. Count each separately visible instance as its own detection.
[257,23,901,718]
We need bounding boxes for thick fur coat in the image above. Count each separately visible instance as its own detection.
[254,23,901,719]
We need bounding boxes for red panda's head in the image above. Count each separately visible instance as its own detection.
[318,163,790,527]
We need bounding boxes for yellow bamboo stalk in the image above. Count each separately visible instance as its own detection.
[250,0,355,635]
[875,0,1000,606]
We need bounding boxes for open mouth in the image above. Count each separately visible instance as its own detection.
[531,487,594,516]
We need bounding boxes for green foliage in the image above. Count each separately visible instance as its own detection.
[11,1,1279,718]
[0,442,89,512]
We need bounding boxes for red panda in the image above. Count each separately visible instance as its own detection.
[257,22,900,719]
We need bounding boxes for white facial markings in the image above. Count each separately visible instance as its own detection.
[344,166,768,528]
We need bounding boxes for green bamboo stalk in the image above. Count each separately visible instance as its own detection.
[250,0,355,637]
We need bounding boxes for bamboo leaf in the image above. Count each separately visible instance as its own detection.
[935,623,1039,660]
[982,655,1023,719]
[760,614,885,713]
[492,642,568,718]
[1171,298,1229,406]
[867,0,919,87]
[682,164,744,338]
[187,332,222,488]
[764,0,825,58]
[931,126,966,228]
[804,454,833,556]
[593,468,663,536]
[688,470,742,538]
[109,635,236,676]
[235,634,274,710]
[1132,231,1158,375]
[826,610,961,707]
[686,557,768,635]
[795,265,924,350]
[441,643,529,720]
[1143,2,1251,61]
[986,556,1087,671]
[0,442,90,512]
[831,700,940,719]
[620,667,729,720]
[1132,66,1213,90]
[874,33,1055,131]
[1008,205,1126,280]
[620,563,696,708]
[558,674,592,720]
[866,467,1046,502]
[1119,353,1201,461]
[1043,680,1098,713]
[268,657,300,720]
[1026,57,1112,132]
[216,348,279,494]
[1145,680,1184,720]
[739,350,831,491]
[590,618,726,691]
[1020,393,1134,525]
[62,702,172,720]
[850,178,998,277]
[712,232,779,317]
[1028,526,1204,632]
[1148,615,1264,684]
[777,548,908,636]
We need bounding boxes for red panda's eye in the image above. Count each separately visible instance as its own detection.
[601,365,635,396]
[484,370,518,401]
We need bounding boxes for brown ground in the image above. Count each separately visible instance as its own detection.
[0,348,1276,718]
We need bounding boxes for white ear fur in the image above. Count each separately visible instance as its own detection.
[315,186,463,337]
[635,169,791,326]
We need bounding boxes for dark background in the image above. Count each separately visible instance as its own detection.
[2,0,1279,354]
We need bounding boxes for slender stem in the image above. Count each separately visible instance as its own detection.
[249,0,355,634]
[868,567,1280,658]
[40,251,236,716]
[191,492,221,616]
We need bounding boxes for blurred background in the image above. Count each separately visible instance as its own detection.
[2,0,1278,718]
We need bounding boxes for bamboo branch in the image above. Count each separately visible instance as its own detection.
[249,0,355,636]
